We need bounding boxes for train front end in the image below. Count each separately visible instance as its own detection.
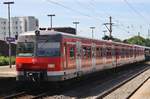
[16,31,63,82]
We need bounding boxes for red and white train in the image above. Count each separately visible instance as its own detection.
[16,30,145,82]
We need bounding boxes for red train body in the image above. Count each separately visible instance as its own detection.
[16,30,145,81]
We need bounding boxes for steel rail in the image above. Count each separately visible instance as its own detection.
[96,66,150,99]
[3,91,26,99]
[126,76,150,99]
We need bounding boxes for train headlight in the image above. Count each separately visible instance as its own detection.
[48,64,55,68]
[17,63,22,68]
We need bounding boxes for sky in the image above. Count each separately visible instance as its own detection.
[0,0,150,40]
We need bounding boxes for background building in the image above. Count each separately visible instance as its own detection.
[0,18,7,41]
[0,16,39,41]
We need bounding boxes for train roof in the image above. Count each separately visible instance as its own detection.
[142,46,150,49]
[19,30,74,36]
[19,30,144,48]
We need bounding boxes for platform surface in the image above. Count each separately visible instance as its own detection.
[130,78,150,99]
[0,65,16,77]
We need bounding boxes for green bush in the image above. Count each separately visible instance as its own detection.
[0,56,15,66]
[11,56,16,64]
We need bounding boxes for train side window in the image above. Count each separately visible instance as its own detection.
[96,48,100,57]
[106,47,111,58]
[82,47,86,59]
[87,47,91,58]
[69,47,75,60]
[102,47,106,56]
[96,47,102,58]
[82,46,91,59]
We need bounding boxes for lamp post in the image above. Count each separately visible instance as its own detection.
[47,14,55,29]
[90,27,95,39]
[73,22,79,34]
[103,30,107,36]
[3,1,14,68]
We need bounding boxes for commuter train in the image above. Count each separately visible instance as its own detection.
[16,30,146,82]
[144,47,150,61]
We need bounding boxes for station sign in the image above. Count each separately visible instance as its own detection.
[6,37,16,42]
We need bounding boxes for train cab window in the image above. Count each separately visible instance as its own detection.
[69,47,75,60]
[17,42,34,56]
[37,42,60,57]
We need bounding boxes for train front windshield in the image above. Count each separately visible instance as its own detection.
[17,35,61,57]
[17,42,34,57]
[37,42,60,57]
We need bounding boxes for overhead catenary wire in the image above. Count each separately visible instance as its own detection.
[86,0,133,34]
[46,0,90,17]
[73,0,131,35]
[123,0,150,24]
[46,0,104,22]
[72,0,106,22]
[45,0,145,37]
[89,0,147,35]
[46,0,131,33]
[89,0,110,17]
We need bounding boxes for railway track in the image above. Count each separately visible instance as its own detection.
[45,63,149,99]
[2,90,47,99]
[126,77,150,99]
[31,63,150,99]
[2,86,49,99]
[3,91,28,99]
[96,65,150,99]
[1,63,150,99]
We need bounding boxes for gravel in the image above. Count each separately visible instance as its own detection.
[103,69,150,99]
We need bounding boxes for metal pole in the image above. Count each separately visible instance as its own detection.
[47,14,55,29]
[4,32,6,41]
[73,22,80,34]
[75,24,77,34]
[8,3,12,68]
[103,16,113,40]
[92,29,93,38]
[103,30,107,36]
[109,16,112,38]
[148,29,150,39]
[50,16,52,29]
[3,1,14,68]
[90,27,95,39]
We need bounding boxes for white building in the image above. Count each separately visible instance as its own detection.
[0,18,7,40]
[0,16,39,41]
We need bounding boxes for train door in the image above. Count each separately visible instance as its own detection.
[115,46,119,67]
[63,43,67,69]
[112,45,115,67]
[134,47,136,61]
[63,42,76,70]
[92,43,96,71]
[103,44,106,65]
[76,41,82,74]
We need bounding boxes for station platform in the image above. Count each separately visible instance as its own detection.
[0,65,16,77]
[130,78,150,99]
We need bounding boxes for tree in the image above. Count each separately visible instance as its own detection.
[145,39,150,47]
[102,35,110,40]
[126,36,146,46]
[102,35,150,47]
[112,37,122,42]
[102,35,122,42]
